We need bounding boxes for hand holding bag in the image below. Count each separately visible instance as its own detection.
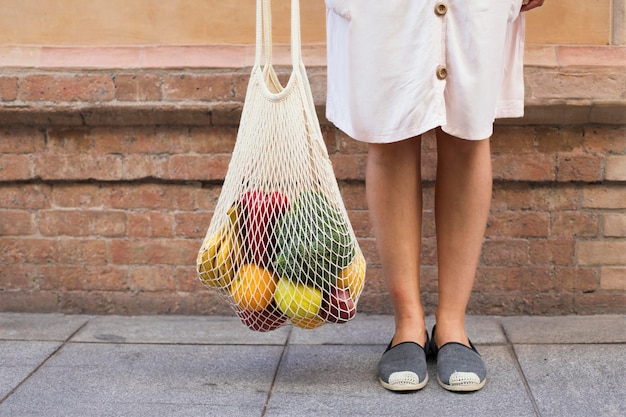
[196,0,365,331]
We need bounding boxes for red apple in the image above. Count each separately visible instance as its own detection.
[319,287,356,324]
[237,303,288,332]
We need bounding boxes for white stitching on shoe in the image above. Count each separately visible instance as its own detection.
[389,371,420,386]
[449,371,480,386]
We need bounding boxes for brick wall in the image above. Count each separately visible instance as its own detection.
[1,61,625,316]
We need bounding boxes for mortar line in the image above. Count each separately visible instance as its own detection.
[500,322,543,417]
[0,319,90,405]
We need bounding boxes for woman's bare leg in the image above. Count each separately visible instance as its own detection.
[433,128,492,348]
[366,136,427,347]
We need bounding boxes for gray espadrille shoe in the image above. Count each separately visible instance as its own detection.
[378,340,429,392]
[429,326,487,392]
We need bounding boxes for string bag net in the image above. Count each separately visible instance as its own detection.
[196,0,365,331]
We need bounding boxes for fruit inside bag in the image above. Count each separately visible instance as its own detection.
[197,189,366,331]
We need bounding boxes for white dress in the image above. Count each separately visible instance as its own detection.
[325,0,526,142]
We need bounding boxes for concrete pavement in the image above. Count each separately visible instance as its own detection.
[0,313,624,417]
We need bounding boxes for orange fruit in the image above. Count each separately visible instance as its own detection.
[291,316,325,329]
[337,251,366,300]
[230,264,277,311]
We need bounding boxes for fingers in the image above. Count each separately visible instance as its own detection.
[521,0,545,12]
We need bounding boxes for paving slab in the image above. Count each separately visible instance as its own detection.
[289,315,507,345]
[0,341,61,400]
[515,344,626,417]
[0,313,89,341]
[71,315,290,345]
[265,345,535,417]
[0,342,283,417]
[501,315,626,344]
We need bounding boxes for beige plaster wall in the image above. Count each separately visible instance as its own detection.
[0,0,621,47]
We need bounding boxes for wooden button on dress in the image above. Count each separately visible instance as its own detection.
[435,3,448,16]
[436,65,448,80]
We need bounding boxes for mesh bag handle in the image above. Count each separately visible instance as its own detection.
[197,0,366,332]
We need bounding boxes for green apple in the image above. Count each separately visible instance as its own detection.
[275,277,323,319]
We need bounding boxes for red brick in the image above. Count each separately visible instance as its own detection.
[0,128,45,153]
[0,238,57,264]
[421,130,438,152]
[486,211,550,238]
[600,267,626,290]
[52,184,102,208]
[578,241,626,265]
[584,126,626,154]
[335,129,368,154]
[127,212,175,238]
[105,184,196,210]
[536,126,585,153]
[551,211,600,237]
[493,183,579,211]
[90,211,128,237]
[110,239,198,265]
[46,128,92,153]
[605,155,626,181]
[338,182,367,210]
[121,154,169,180]
[168,154,231,181]
[190,127,237,154]
[530,239,576,266]
[492,153,555,181]
[321,126,338,154]
[570,267,600,292]
[210,103,243,126]
[38,265,128,291]
[0,291,59,313]
[0,154,31,180]
[583,185,626,209]
[114,73,162,101]
[87,127,129,153]
[475,267,524,291]
[38,210,125,237]
[330,154,367,181]
[176,267,206,292]
[34,154,123,181]
[574,292,626,314]
[39,210,90,237]
[194,187,221,211]
[480,239,529,266]
[126,128,190,154]
[163,73,247,101]
[421,151,438,182]
[0,184,51,209]
[346,210,372,239]
[19,74,115,102]
[128,266,177,292]
[557,154,604,182]
[175,212,212,238]
[520,267,567,292]
[527,186,581,211]
[0,264,38,290]
[57,239,108,265]
[490,126,535,154]
[0,76,18,101]
[0,210,35,236]
[525,292,574,315]
[604,214,626,237]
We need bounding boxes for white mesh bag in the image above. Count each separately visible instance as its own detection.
[197,0,365,331]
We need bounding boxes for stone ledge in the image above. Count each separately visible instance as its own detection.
[2,44,625,69]
[0,44,624,126]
